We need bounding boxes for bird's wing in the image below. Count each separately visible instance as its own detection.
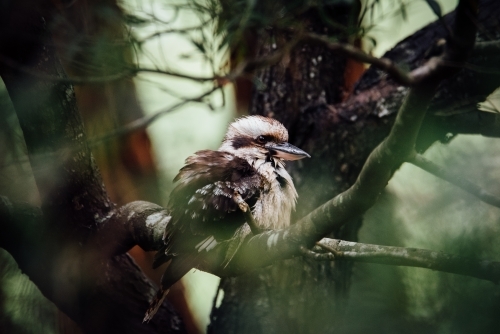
[165,150,262,255]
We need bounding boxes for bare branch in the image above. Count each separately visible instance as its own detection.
[137,21,212,43]
[302,32,414,86]
[318,238,500,284]
[408,153,500,209]
[474,40,500,54]
[113,201,500,284]
[136,67,216,82]
[89,86,220,146]
[300,246,336,261]
[0,55,216,84]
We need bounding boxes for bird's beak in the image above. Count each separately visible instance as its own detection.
[265,142,311,161]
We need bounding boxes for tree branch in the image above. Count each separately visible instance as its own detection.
[316,238,500,283]
[302,32,414,86]
[137,21,211,44]
[108,202,500,284]
[88,86,220,146]
[94,201,170,257]
[0,54,216,84]
[0,197,182,333]
[409,153,500,209]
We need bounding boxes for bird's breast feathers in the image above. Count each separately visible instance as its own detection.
[165,150,297,252]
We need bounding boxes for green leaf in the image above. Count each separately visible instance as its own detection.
[400,2,408,21]
[366,35,377,48]
[424,0,443,18]
[191,39,206,53]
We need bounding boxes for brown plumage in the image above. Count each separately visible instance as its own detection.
[144,116,310,322]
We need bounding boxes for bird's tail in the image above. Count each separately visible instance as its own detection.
[143,287,170,323]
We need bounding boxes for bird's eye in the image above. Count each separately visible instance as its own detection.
[256,135,266,144]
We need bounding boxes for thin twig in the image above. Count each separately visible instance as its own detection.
[474,40,500,53]
[409,153,500,209]
[137,21,211,43]
[0,54,216,83]
[135,68,217,82]
[89,86,220,146]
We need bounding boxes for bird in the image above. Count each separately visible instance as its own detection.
[143,115,310,322]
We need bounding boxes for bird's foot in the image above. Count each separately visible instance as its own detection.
[233,192,262,235]
[299,242,343,261]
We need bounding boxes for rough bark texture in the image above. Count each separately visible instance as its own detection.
[210,1,500,333]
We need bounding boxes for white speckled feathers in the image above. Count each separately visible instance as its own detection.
[163,150,262,254]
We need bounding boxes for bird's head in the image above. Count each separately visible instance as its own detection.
[219,115,310,163]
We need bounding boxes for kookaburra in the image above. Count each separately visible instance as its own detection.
[144,115,310,322]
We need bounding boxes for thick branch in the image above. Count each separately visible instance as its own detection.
[0,197,182,333]
[113,202,500,284]
[95,201,170,256]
